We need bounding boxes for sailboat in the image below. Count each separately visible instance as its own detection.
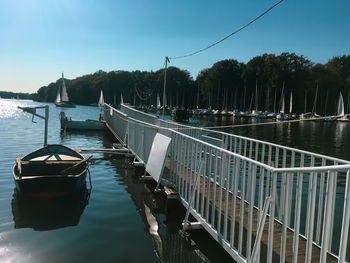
[300,90,311,120]
[156,93,161,110]
[55,73,75,108]
[276,84,288,120]
[98,90,104,108]
[276,94,286,120]
[310,83,320,119]
[337,92,350,122]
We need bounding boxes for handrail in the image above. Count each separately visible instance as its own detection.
[273,164,350,173]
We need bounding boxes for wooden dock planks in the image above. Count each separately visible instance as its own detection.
[164,160,337,263]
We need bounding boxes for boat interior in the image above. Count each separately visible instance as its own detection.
[15,158,87,178]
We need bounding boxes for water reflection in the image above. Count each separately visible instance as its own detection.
[11,185,90,231]
[109,158,234,263]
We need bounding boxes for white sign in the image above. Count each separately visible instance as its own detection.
[145,133,171,183]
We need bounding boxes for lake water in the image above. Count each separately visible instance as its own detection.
[2,100,350,263]
[0,99,234,263]
[191,115,350,161]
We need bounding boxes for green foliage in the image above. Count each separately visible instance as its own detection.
[0,91,35,100]
[33,53,350,114]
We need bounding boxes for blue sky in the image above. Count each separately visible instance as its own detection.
[1,0,350,93]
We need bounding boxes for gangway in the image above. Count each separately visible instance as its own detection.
[103,103,350,263]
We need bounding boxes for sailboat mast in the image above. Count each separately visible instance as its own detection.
[324,89,329,116]
[196,83,200,109]
[266,86,270,112]
[312,82,318,115]
[255,79,258,111]
[289,90,293,114]
[304,90,307,113]
[273,88,277,113]
[243,79,246,111]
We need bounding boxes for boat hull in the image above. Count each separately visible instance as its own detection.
[60,112,106,131]
[13,171,87,197]
[55,102,76,108]
[63,120,106,131]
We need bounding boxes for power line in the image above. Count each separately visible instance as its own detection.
[169,0,284,60]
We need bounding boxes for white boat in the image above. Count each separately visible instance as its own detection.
[310,83,320,119]
[156,93,161,110]
[276,85,288,120]
[323,92,344,122]
[98,90,104,108]
[55,73,75,108]
[337,92,350,122]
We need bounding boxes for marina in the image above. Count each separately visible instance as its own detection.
[1,98,350,262]
[1,0,350,262]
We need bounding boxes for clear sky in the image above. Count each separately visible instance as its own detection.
[1,0,350,93]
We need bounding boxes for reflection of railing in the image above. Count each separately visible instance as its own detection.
[105,104,350,262]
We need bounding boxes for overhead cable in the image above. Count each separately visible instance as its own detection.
[169,0,284,60]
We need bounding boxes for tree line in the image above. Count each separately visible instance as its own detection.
[34,53,350,115]
[0,91,35,100]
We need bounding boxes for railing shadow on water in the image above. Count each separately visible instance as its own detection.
[11,184,91,231]
[105,157,235,263]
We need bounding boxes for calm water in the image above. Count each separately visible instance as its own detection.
[0,99,233,263]
[2,100,350,263]
[191,116,350,161]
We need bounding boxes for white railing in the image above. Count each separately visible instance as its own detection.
[106,104,350,262]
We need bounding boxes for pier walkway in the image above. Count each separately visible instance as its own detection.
[104,104,350,263]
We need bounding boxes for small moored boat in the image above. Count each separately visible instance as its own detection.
[60,112,106,131]
[13,144,91,197]
[15,106,91,197]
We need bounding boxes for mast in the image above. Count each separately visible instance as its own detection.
[255,79,258,111]
[273,88,277,113]
[311,82,318,116]
[266,86,270,112]
[162,56,169,118]
[324,89,329,116]
[280,82,285,113]
[243,79,247,111]
[289,90,293,114]
[304,90,307,113]
[249,93,254,111]
[196,83,200,109]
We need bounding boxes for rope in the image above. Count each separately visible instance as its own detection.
[169,0,284,60]
[133,84,152,101]
[167,115,342,130]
